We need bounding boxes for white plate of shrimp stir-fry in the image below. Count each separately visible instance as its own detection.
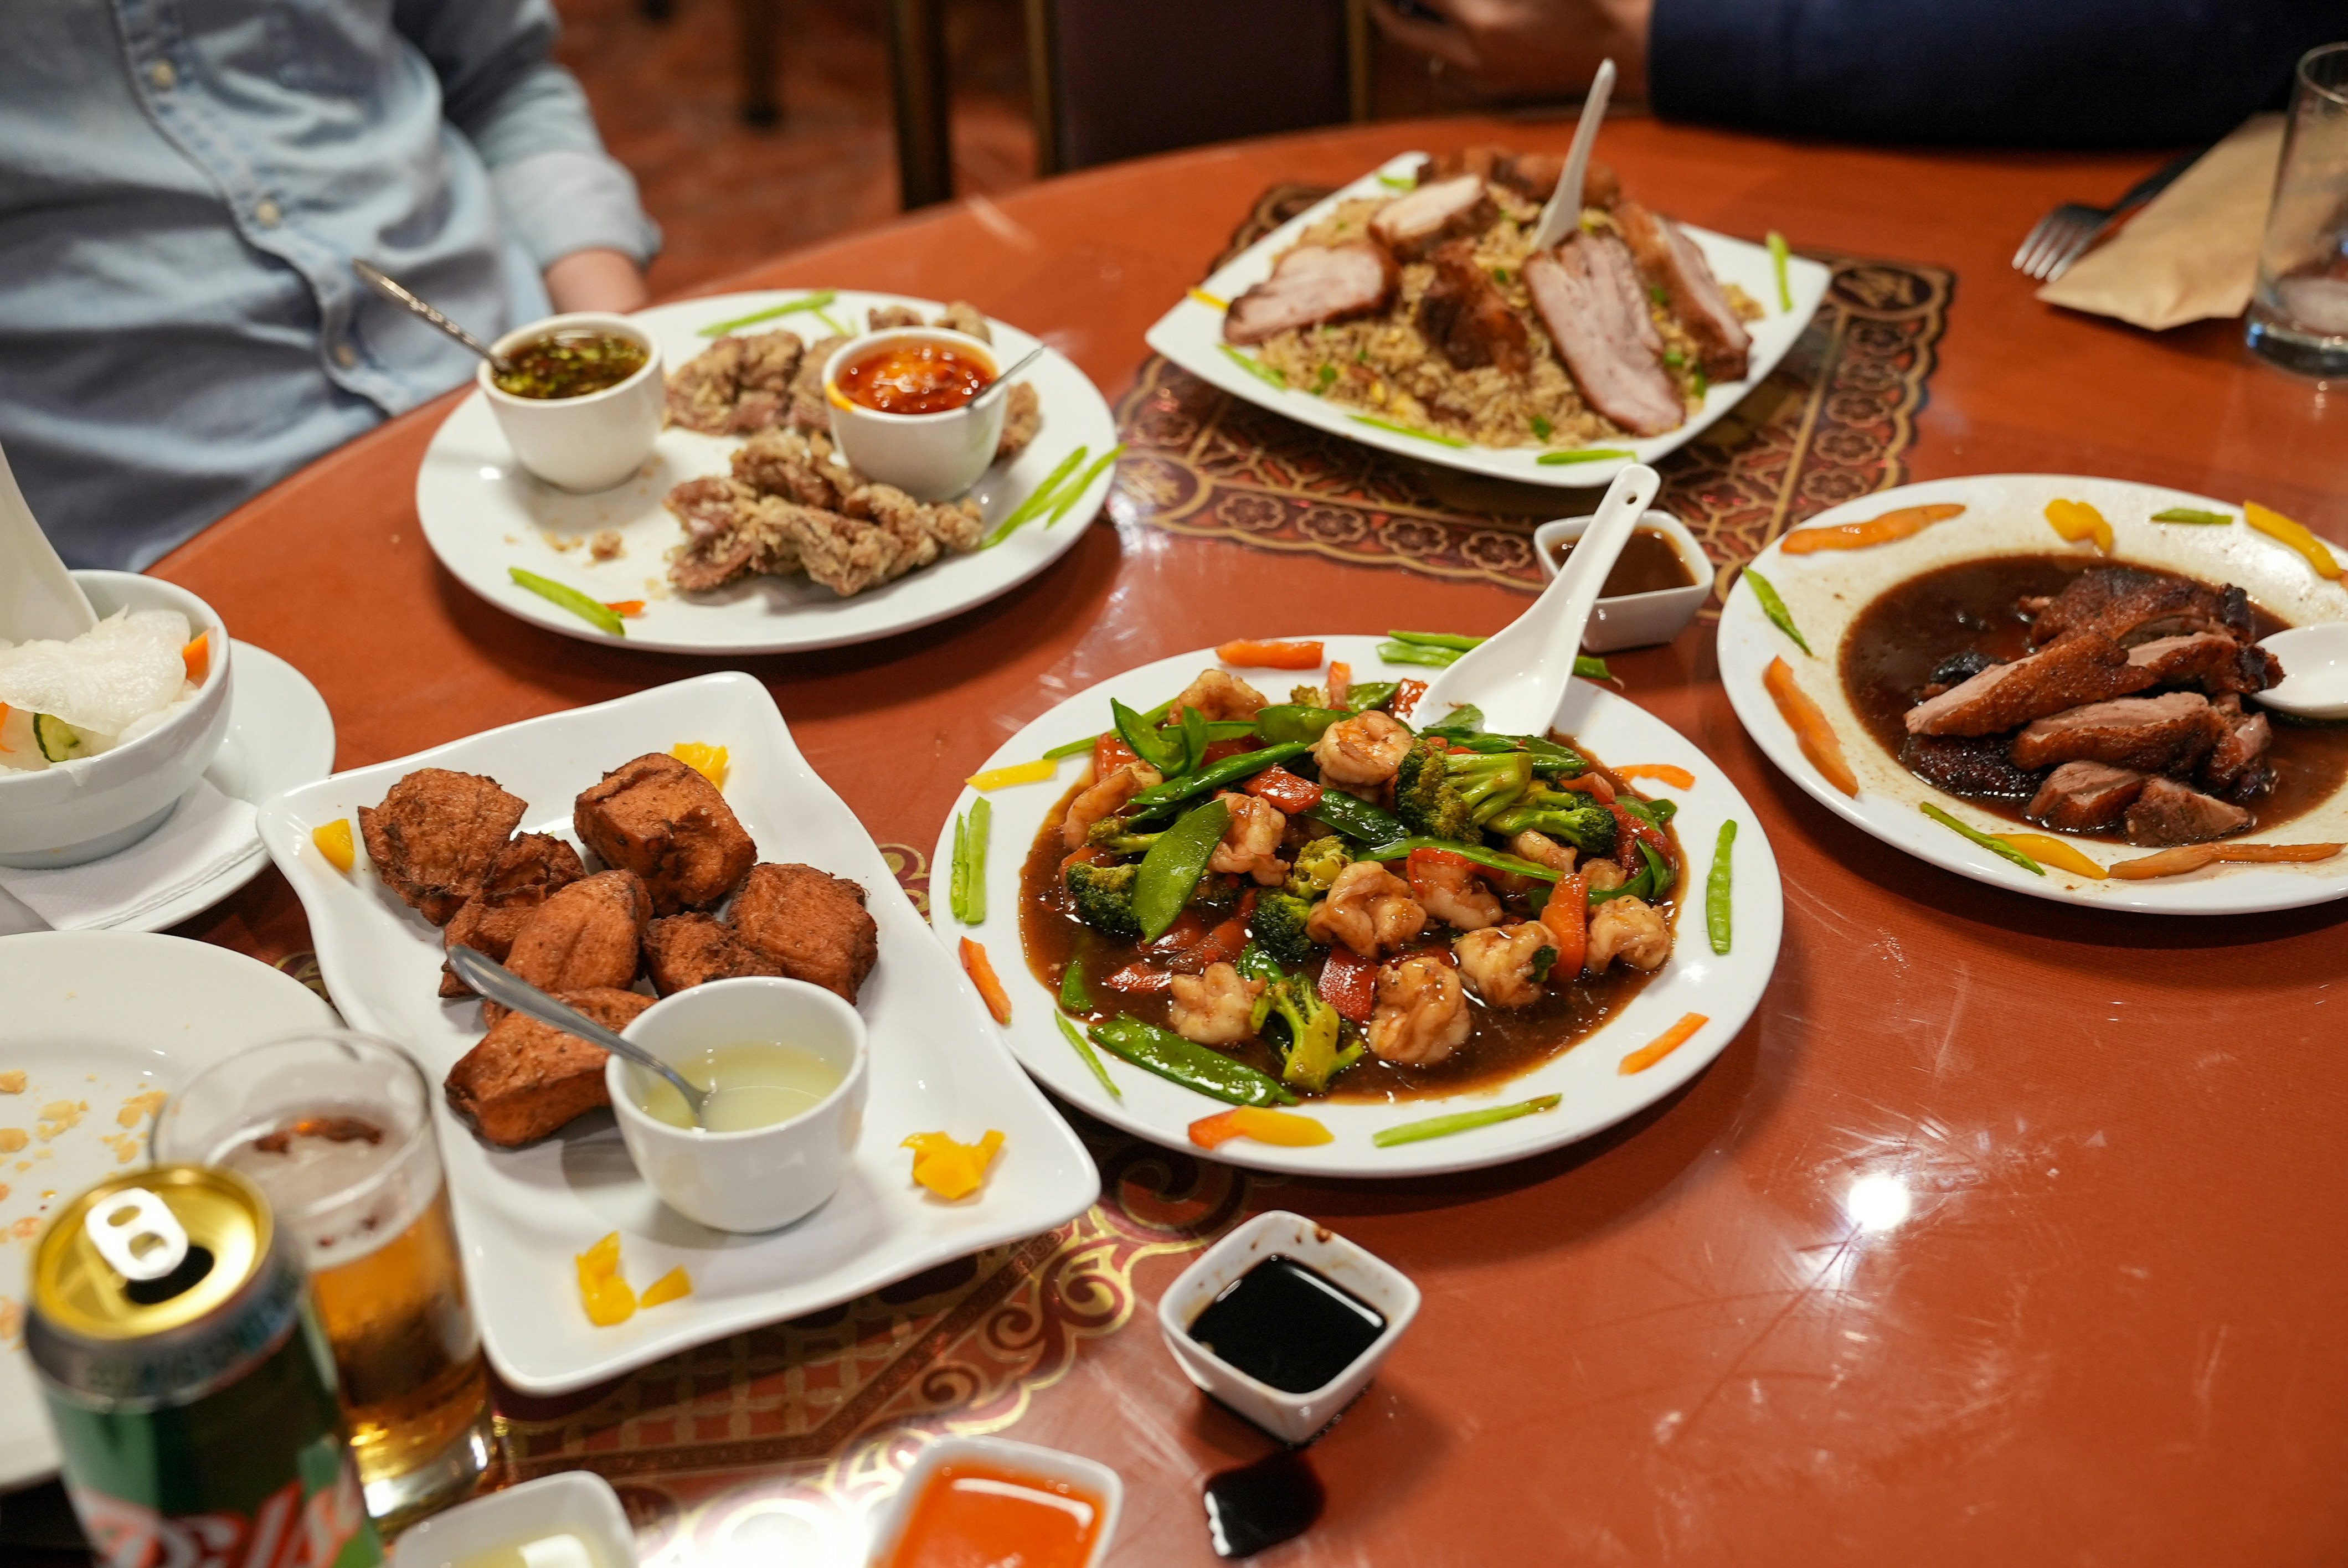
[935,635,1784,1175]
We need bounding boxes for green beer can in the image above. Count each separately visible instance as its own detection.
[27,1164,384,1568]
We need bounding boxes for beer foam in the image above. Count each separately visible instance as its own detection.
[217,1109,437,1266]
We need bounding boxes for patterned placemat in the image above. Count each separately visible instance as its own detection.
[1108,182,1953,600]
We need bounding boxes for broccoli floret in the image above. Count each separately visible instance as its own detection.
[1249,890,1319,968]
[1065,861,1141,938]
[1085,814,1162,855]
[1254,972,1362,1094]
[1487,790,1618,858]
[1394,739,1536,840]
[1285,835,1350,896]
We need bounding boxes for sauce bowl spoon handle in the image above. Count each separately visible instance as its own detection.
[353,259,512,375]
[969,344,1046,409]
[446,946,708,1128]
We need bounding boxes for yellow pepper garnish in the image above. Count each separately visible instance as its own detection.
[1995,833,2106,879]
[671,742,729,788]
[639,1266,692,1308]
[966,758,1057,791]
[2045,499,2113,554]
[2245,501,2342,580]
[574,1231,636,1327]
[1188,1106,1333,1149]
[311,819,356,874]
[903,1129,1005,1201]
[1188,287,1228,311]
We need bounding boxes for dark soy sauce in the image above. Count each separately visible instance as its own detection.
[1188,1256,1386,1394]
[1204,1450,1324,1559]
[1546,526,1697,596]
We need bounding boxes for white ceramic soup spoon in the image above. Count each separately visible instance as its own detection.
[0,442,96,643]
[2255,623,2348,721]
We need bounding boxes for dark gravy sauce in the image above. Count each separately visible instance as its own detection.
[1546,527,1697,597]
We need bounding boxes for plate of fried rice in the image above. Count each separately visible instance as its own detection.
[1145,148,1830,487]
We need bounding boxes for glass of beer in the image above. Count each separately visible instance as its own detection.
[155,1030,493,1529]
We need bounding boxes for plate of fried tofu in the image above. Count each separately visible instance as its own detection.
[256,672,1099,1395]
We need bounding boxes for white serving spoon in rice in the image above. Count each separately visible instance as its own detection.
[1528,57,1619,254]
[1414,462,1660,736]
[0,441,96,644]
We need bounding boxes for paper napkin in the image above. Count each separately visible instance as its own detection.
[0,778,260,931]
[2038,115,2287,331]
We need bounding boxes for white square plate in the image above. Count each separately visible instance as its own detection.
[1145,152,1830,487]
[256,673,1098,1395]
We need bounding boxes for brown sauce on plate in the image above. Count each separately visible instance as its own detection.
[839,337,993,414]
[1546,527,1696,596]
[491,330,648,399]
[1840,554,2348,839]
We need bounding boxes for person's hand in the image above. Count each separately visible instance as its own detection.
[543,247,650,314]
[1367,0,1653,100]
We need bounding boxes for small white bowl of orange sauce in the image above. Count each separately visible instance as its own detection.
[825,328,1007,502]
[866,1435,1121,1568]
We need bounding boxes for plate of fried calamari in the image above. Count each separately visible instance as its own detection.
[1720,474,2348,914]
[417,291,1117,655]
[1146,148,1829,487]
[256,673,1097,1394]
[935,637,1783,1177]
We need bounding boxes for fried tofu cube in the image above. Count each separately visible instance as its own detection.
[729,862,878,1003]
[358,768,528,926]
[643,913,787,995]
[444,988,653,1146]
[494,870,651,1021]
[573,754,757,915]
[440,833,586,998]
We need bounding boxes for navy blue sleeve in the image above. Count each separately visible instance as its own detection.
[1649,0,2340,146]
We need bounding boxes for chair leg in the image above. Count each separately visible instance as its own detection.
[887,0,953,209]
[737,0,779,127]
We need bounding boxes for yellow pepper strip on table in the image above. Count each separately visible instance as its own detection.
[671,741,729,788]
[1995,833,2107,879]
[1620,1013,1709,1075]
[904,1130,1006,1201]
[2245,502,2343,580]
[311,819,357,873]
[2045,499,2114,554]
[967,758,1059,791]
[1188,1106,1334,1150]
[1778,503,1963,554]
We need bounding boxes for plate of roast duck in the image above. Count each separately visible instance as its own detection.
[256,673,1096,1395]
[1719,474,2348,914]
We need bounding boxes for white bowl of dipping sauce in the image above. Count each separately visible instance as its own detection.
[824,328,1007,502]
[478,311,664,493]
[1531,508,1714,653]
[609,975,869,1233]
[0,570,233,869]
[391,1469,636,1568]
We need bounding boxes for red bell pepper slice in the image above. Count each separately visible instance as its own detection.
[1540,873,1588,978]
[1103,963,1173,993]
[1244,766,1323,814]
[1094,732,1139,777]
[1391,678,1427,720]
[1319,946,1376,1022]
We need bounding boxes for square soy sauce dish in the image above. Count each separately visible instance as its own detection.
[1156,1210,1420,1445]
[1532,508,1713,652]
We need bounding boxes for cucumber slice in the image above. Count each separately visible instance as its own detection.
[33,713,81,762]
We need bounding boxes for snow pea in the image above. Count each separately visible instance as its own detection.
[1252,705,1350,746]
[1112,698,1185,774]
[1125,742,1313,811]
[1307,787,1409,845]
[1089,1017,1298,1106]
[1133,798,1230,941]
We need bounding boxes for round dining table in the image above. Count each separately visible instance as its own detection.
[145,114,2347,1566]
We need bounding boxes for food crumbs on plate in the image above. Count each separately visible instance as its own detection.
[2244,501,2343,580]
[2045,498,2114,554]
[589,529,625,563]
[0,1071,23,1094]
[312,819,357,873]
[1614,763,1695,790]
[1762,657,1858,796]
[37,1102,85,1141]
[181,632,210,685]
[1620,1013,1708,1075]
[101,1134,141,1164]
[903,1130,1005,1201]
[966,758,1058,791]
[575,1231,637,1327]
[1188,1107,1333,1149]
[960,938,1012,1024]
[639,1266,692,1308]
[0,1130,25,1154]
[116,1090,166,1128]
[671,742,729,788]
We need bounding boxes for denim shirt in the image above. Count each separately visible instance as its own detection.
[0,0,658,569]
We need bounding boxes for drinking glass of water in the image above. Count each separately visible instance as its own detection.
[2248,42,2348,375]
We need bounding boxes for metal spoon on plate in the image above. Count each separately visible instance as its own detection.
[1526,56,1619,253]
[2254,623,2348,721]
[352,259,512,375]
[1414,463,1661,735]
[446,945,709,1128]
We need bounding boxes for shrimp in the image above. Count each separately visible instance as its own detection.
[1584,858,1626,894]
[1312,710,1412,787]
[1306,861,1426,958]
[1507,829,1578,875]
[1586,895,1670,972]
[1062,761,1161,848]
[1405,851,1503,931]
[1168,669,1268,723]
[1169,961,1265,1046]
[1208,791,1290,885]
[1453,924,1554,1007]
[1366,953,1471,1065]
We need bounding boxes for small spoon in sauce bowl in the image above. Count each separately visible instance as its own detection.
[353,259,513,375]
[967,344,1046,411]
[2255,623,2348,721]
[447,945,710,1127]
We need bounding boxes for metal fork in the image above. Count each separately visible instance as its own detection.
[2012,149,2200,281]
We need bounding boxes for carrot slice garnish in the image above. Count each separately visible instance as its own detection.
[2217,842,2344,863]
[1619,1012,1709,1075]
[2110,841,2343,879]
[1762,656,1858,797]
[1614,763,1695,790]
[1216,638,1325,669]
[959,937,1012,1023]
[1779,503,1963,554]
[181,632,210,685]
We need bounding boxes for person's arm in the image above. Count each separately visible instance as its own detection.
[393,0,658,310]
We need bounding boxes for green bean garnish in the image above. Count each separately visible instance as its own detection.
[1219,343,1290,390]
[1042,735,1097,761]
[1767,231,1792,311]
[508,569,624,637]
[1372,1094,1562,1147]
[2150,507,2233,525]
[949,812,967,923]
[1387,631,1484,651]
[1920,802,2044,876]
[696,290,840,337]
[1743,568,1812,656]
[1376,172,1417,190]
[1376,635,1610,682]
[1048,444,1126,527]
[1055,1012,1122,1100]
[1351,414,1470,448]
[949,798,989,924]
[983,446,1090,548]
[1706,820,1736,955]
[1058,955,1093,1014]
[1536,447,1635,465]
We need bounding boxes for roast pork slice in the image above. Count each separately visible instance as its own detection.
[1420,147,1620,208]
[1615,202,1751,381]
[1223,243,1400,346]
[1369,174,1495,260]
[2123,776,2251,846]
[2008,692,2224,772]
[1903,633,2158,737]
[2025,566,2254,648]
[1419,239,1532,374]
[1525,233,1684,437]
[2202,694,2276,798]
[2028,761,2149,832]
[1900,734,2046,801]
